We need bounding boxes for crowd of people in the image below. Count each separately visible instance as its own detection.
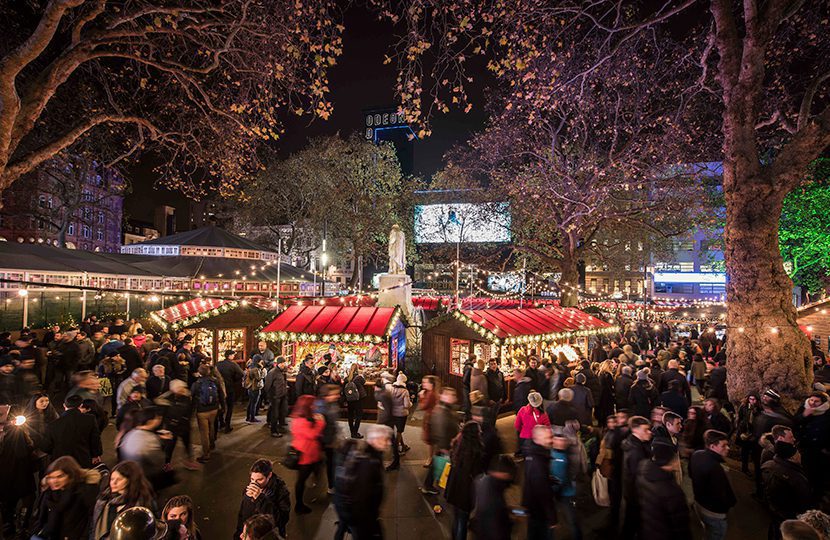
[0,316,828,540]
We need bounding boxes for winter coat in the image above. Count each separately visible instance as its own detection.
[614,374,634,411]
[77,337,96,369]
[579,361,601,403]
[629,380,657,418]
[36,469,100,540]
[445,440,485,512]
[419,389,438,443]
[390,384,411,417]
[155,391,193,434]
[42,408,102,468]
[636,459,692,540]
[761,456,812,520]
[469,367,489,401]
[234,473,291,538]
[546,400,580,427]
[428,403,460,452]
[596,371,615,423]
[472,475,513,540]
[216,359,244,395]
[295,364,317,398]
[262,365,288,399]
[514,405,550,439]
[485,368,507,402]
[512,377,533,412]
[659,390,690,418]
[688,449,737,514]
[91,492,155,540]
[116,344,142,374]
[146,375,170,400]
[570,383,595,426]
[333,442,385,522]
[691,359,707,384]
[621,434,651,499]
[795,402,830,452]
[119,429,165,479]
[314,398,341,447]
[705,411,733,436]
[0,425,37,501]
[658,369,691,402]
[753,408,794,441]
[290,416,325,465]
[736,403,760,442]
[522,442,557,525]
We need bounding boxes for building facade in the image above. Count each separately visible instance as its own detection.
[0,157,124,252]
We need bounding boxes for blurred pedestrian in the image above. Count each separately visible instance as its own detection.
[689,430,736,540]
[289,395,325,514]
[524,425,557,540]
[34,456,100,540]
[472,455,517,540]
[445,421,485,540]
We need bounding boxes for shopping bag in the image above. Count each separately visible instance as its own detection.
[592,469,610,507]
[432,454,449,481]
[438,460,452,489]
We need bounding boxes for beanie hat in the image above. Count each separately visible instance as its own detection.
[527,391,543,408]
[775,440,797,460]
[0,356,13,367]
[651,440,677,466]
[575,372,587,385]
[764,388,782,403]
[317,366,328,376]
[396,372,408,386]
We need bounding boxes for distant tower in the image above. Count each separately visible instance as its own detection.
[363,108,416,175]
[154,205,176,237]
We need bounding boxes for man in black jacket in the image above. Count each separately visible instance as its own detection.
[41,394,102,468]
[262,357,289,437]
[658,360,691,402]
[761,441,812,539]
[485,358,507,419]
[294,355,317,398]
[688,430,737,540]
[621,416,652,540]
[217,350,244,433]
[334,425,389,540]
[636,440,692,540]
[472,455,517,540]
[234,459,290,539]
[523,425,557,540]
[117,338,143,374]
[615,366,634,411]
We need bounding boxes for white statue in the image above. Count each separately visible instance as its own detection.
[388,224,406,274]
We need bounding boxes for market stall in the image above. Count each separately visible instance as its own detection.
[150,297,276,361]
[423,307,616,399]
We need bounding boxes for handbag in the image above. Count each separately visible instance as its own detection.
[592,469,610,507]
[282,446,301,470]
[432,454,451,489]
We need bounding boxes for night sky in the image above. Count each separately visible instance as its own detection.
[126,4,489,227]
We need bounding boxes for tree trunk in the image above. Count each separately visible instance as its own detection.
[724,177,812,406]
[347,252,359,289]
[558,254,579,308]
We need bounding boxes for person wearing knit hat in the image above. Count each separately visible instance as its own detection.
[796,391,830,496]
[570,372,594,427]
[762,436,812,537]
[763,388,782,405]
[635,438,691,540]
[389,371,412,457]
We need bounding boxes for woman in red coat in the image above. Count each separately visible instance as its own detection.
[289,395,325,514]
[419,375,440,467]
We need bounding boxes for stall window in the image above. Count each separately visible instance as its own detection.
[217,329,246,360]
[473,342,491,363]
[281,342,295,365]
[450,338,470,376]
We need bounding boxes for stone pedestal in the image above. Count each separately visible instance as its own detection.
[378,273,413,318]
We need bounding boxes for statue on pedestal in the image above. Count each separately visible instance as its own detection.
[388,224,406,275]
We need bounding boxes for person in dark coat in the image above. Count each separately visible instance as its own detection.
[659,379,690,418]
[621,416,652,540]
[614,366,634,411]
[333,425,389,540]
[155,379,197,469]
[596,361,616,426]
[472,405,503,471]
[545,388,580,427]
[52,332,81,394]
[658,360,691,402]
[117,338,143,374]
[524,356,544,392]
[636,440,692,540]
[0,406,38,537]
[146,364,171,400]
[523,425,557,540]
[472,455,517,540]
[570,372,595,426]
[578,360,601,404]
[703,398,733,436]
[485,358,507,419]
[35,455,101,540]
[234,459,291,539]
[629,369,658,418]
[294,355,317,398]
[263,357,289,437]
[41,394,102,468]
[217,350,244,433]
[794,391,830,501]
[0,356,19,405]
[445,421,485,540]
[706,362,728,401]
[689,430,737,539]
[461,356,475,416]
[512,368,533,412]
[762,441,813,540]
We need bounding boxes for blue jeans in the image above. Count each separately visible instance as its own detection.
[452,507,469,540]
[695,504,728,540]
[246,389,260,420]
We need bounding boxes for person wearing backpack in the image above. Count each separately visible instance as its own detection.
[342,364,366,438]
[244,356,265,423]
[191,364,220,463]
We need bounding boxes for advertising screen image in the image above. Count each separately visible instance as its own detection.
[414,202,511,244]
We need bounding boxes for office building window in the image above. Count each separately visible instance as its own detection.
[699,284,726,294]
[68,223,74,236]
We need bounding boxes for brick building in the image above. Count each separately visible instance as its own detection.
[0,156,125,252]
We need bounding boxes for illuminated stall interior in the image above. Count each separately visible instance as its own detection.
[423,307,617,398]
[258,305,406,381]
[151,297,276,362]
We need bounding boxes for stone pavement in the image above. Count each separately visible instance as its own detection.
[101,409,771,539]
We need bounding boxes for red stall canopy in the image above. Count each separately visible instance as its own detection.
[152,298,235,329]
[451,307,615,345]
[259,305,402,343]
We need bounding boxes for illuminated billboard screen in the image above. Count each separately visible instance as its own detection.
[414,203,511,244]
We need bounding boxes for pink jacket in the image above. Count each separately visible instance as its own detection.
[514,404,550,439]
[290,417,325,465]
